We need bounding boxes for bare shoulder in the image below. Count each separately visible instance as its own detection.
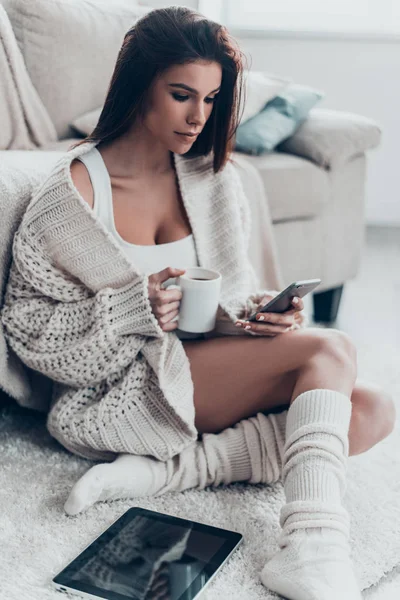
[70,159,94,209]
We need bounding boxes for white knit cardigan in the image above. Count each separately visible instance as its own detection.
[1,141,285,462]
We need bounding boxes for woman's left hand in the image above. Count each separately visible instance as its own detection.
[236,293,307,336]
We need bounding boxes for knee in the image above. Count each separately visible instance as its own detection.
[354,384,396,441]
[313,329,358,376]
[372,389,397,439]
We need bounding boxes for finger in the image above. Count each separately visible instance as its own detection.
[151,577,170,593]
[247,323,301,336]
[242,321,293,334]
[157,266,186,285]
[254,312,296,327]
[257,294,275,308]
[150,583,169,600]
[160,314,180,331]
[154,589,170,600]
[152,564,169,581]
[159,309,179,325]
[157,289,183,305]
[157,301,181,317]
[292,297,304,311]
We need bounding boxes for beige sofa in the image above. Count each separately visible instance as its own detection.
[1,0,382,325]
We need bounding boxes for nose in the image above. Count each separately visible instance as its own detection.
[187,101,208,129]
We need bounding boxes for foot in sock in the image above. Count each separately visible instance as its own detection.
[260,389,362,600]
[64,409,288,515]
[260,528,361,600]
[64,454,168,515]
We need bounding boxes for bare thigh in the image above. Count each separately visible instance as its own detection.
[182,327,330,434]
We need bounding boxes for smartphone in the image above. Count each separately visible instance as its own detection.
[246,279,322,322]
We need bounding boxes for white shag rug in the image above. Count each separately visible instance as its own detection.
[1,343,400,600]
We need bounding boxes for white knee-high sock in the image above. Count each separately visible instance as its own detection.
[260,389,362,600]
[157,408,287,495]
[64,409,287,515]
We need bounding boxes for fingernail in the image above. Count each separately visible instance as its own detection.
[257,315,264,321]
[245,325,251,330]
[235,322,242,327]
[293,297,299,304]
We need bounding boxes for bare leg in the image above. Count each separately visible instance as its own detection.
[349,380,396,455]
[290,338,396,455]
[290,332,357,404]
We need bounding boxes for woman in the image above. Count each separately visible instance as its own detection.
[1,6,395,600]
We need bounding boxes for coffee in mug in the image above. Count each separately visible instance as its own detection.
[165,267,222,333]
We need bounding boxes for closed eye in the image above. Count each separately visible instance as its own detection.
[172,93,219,104]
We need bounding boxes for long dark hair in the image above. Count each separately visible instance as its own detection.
[71,5,249,174]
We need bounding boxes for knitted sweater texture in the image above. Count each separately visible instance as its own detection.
[1,141,282,462]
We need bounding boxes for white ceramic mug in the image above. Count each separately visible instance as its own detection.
[165,267,222,333]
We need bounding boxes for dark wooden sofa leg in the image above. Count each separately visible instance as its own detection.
[312,285,344,323]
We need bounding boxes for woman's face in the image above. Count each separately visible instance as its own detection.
[142,60,222,153]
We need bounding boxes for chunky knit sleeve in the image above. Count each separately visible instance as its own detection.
[1,232,165,389]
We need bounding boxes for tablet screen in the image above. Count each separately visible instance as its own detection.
[53,507,243,600]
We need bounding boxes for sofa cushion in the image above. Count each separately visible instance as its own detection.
[0,150,65,180]
[0,4,57,151]
[239,71,291,125]
[277,108,382,170]
[235,84,324,155]
[5,0,151,140]
[70,108,101,137]
[236,151,329,222]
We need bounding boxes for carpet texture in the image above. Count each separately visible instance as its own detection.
[1,344,400,600]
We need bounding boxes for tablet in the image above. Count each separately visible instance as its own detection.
[51,507,243,600]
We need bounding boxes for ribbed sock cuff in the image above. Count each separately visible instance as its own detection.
[279,389,353,540]
[287,389,352,442]
[242,410,287,484]
[211,425,253,483]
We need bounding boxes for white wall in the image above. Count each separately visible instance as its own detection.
[140,1,400,226]
[230,34,400,226]
[139,0,198,8]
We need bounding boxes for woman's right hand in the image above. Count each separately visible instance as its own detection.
[147,266,186,332]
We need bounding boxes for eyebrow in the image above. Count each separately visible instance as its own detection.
[168,83,221,95]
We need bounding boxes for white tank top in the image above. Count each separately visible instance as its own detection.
[76,146,203,340]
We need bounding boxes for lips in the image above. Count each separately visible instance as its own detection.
[175,132,198,137]
[175,132,197,142]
